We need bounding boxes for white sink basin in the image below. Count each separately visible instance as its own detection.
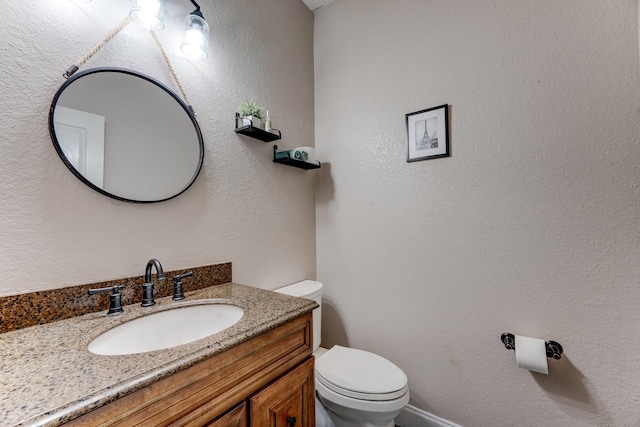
[88,301,244,356]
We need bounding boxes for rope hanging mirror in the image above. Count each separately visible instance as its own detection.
[49,2,208,203]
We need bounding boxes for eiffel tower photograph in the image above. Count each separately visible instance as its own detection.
[405,104,449,162]
[415,117,439,151]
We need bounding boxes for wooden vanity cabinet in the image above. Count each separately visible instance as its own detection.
[67,313,314,427]
[250,358,315,427]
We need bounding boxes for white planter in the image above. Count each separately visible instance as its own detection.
[242,115,262,129]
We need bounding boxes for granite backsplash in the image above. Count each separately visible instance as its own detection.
[0,262,232,333]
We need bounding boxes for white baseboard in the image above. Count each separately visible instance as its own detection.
[395,405,463,427]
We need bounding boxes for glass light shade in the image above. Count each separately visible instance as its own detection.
[130,0,165,31]
[181,14,209,60]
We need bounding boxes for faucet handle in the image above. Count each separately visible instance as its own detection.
[88,284,125,316]
[172,271,194,301]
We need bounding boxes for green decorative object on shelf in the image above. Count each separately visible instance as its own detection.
[274,150,290,160]
[238,100,265,128]
[238,100,264,119]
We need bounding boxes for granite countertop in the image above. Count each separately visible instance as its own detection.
[0,283,317,427]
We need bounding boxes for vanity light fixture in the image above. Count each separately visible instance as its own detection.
[180,0,210,60]
[129,0,209,60]
[129,0,165,31]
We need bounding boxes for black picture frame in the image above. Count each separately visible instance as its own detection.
[405,104,449,162]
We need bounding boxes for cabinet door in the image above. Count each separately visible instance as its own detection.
[203,402,247,427]
[250,357,315,427]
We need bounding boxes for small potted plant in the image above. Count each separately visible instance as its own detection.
[238,100,265,129]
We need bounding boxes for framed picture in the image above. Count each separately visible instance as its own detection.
[405,104,449,162]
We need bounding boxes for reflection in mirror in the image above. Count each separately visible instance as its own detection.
[49,68,204,203]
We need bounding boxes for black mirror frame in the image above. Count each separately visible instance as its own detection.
[48,67,205,204]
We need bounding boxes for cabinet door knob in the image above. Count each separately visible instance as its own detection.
[287,416,297,427]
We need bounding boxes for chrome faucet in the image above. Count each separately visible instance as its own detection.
[141,259,165,307]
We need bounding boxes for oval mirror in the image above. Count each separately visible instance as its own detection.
[49,68,204,203]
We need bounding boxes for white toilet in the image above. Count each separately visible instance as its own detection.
[276,280,409,427]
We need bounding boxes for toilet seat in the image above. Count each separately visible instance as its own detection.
[316,376,410,413]
[315,345,409,402]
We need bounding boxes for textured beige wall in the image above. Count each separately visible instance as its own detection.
[315,1,640,426]
[0,0,316,295]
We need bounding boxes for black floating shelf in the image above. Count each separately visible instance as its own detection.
[234,114,281,143]
[273,145,321,170]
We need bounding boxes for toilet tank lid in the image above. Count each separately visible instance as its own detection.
[275,280,323,298]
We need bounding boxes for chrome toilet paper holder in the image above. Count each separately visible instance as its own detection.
[501,333,563,360]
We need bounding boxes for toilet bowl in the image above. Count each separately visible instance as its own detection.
[275,281,409,427]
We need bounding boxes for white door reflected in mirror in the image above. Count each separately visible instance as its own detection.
[53,106,105,189]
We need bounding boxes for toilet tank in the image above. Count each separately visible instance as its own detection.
[275,280,322,352]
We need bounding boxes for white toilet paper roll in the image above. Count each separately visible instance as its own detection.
[515,335,548,374]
